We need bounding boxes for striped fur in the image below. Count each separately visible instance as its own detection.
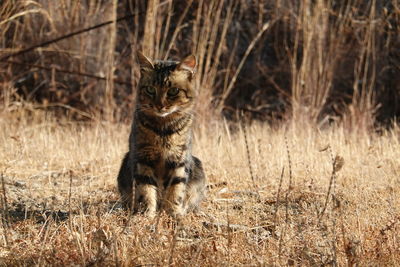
[117,52,206,218]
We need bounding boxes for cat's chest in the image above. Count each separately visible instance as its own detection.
[136,132,187,161]
[133,114,191,170]
[155,137,184,158]
[136,134,187,179]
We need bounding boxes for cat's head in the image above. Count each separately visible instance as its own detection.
[136,51,197,118]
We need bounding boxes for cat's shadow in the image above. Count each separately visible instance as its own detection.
[4,200,124,224]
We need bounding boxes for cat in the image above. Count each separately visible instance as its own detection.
[117,51,206,218]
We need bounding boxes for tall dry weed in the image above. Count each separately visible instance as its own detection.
[344,0,379,133]
[287,0,353,125]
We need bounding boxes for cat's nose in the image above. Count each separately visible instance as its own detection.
[155,105,165,112]
[155,100,163,110]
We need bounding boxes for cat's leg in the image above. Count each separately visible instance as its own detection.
[134,163,158,218]
[163,164,187,218]
[117,152,133,210]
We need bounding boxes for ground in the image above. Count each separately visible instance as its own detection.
[0,110,399,266]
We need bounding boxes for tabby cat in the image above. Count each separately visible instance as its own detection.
[117,51,206,218]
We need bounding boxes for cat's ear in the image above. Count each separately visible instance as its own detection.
[137,51,154,71]
[177,55,196,74]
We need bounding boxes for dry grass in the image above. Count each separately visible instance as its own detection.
[0,108,399,266]
[1,1,400,265]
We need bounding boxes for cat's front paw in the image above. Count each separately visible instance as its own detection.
[163,201,185,219]
[134,203,157,218]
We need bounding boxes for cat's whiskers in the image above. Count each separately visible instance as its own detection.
[178,109,195,117]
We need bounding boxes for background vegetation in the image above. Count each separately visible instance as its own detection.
[1,0,400,266]
[1,0,399,128]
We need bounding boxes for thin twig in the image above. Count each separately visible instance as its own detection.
[318,146,343,221]
[1,172,10,246]
[278,134,293,262]
[283,135,293,222]
[168,220,181,266]
[273,167,285,227]
[226,201,232,264]
[67,172,85,265]
[242,120,260,200]
[5,60,132,86]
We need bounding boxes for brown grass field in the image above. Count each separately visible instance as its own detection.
[0,108,399,266]
[1,0,400,266]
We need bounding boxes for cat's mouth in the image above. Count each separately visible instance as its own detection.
[153,107,178,117]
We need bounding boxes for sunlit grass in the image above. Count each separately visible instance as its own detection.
[0,110,399,265]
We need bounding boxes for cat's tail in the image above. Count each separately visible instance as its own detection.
[117,152,133,210]
[185,156,206,213]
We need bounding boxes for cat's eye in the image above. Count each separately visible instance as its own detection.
[144,86,156,96]
[167,87,180,97]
